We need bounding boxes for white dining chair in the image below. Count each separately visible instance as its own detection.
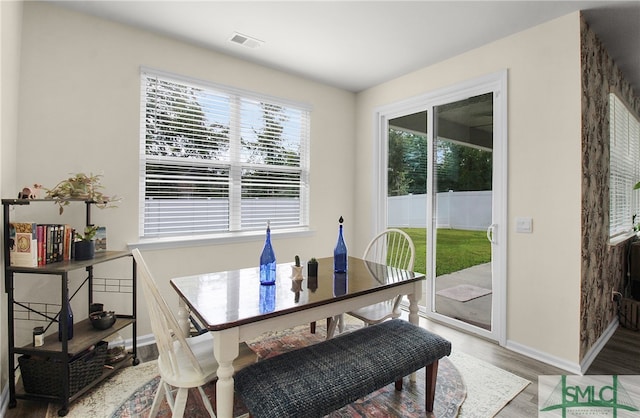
[132,248,220,417]
[345,228,415,326]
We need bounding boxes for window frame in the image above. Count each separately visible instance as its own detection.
[138,68,311,243]
[609,93,640,243]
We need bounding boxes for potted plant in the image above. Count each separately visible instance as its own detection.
[74,225,99,260]
[291,255,304,280]
[45,173,120,214]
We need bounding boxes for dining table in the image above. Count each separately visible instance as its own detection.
[170,255,425,418]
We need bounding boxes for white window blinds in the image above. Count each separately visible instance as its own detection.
[609,93,640,238]
[140,69,310,239]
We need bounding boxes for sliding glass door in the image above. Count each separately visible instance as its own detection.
[432,93,494,332]
[379,71,506,343]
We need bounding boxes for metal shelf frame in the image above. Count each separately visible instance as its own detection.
[3,198,137,416]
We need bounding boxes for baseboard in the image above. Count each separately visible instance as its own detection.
[126,332,156,349]
[506,339,582,375]
[579,317,618,374]
[1,382,10,418]
[505,318,618,376]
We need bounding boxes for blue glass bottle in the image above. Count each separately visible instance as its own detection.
[334,216,347,273]
[259,284,276,313]
[333,272,348,297]
[58,289,74,341]
[259,222,276,285]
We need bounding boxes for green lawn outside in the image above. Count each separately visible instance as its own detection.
[399,228,491,276]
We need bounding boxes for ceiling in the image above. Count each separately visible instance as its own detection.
[50,1,640,94]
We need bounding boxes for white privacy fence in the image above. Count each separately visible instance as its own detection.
[143,198,301,237]
[143,193,491,236]
[388,191,492,230]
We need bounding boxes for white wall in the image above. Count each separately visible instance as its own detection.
[355,13,583,366]
[16,2,356,340]
[1,0,23,398]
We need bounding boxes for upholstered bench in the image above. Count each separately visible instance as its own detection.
[234,319,452,418]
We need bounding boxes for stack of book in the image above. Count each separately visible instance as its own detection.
[9,222,74,267]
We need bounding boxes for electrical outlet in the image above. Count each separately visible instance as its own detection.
[612,290,622,302]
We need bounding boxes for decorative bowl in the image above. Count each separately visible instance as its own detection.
[89,302,104,313]
[90,310,116,330]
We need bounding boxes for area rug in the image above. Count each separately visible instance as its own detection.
[48,324,529,418]
[450,351,530,418]
[107,357,462,418]
[45,360,160,418]
[436,284,492,302]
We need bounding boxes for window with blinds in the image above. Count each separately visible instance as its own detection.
[140,69,310,239]
[609,93,640,239]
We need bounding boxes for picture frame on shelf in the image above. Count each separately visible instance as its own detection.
[95,227,107,252]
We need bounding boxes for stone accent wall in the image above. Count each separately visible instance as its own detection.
[581,14,640,360]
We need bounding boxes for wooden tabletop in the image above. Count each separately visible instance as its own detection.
[170,256,424,331]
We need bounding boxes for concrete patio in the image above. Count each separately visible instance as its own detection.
[434,263,492,330]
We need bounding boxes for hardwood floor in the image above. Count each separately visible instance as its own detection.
[4,320,639,418]
[420,319,640,417]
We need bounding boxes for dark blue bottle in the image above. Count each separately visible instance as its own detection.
[58,289,73,341]
[259,222,276,285]
[334,216,347,273]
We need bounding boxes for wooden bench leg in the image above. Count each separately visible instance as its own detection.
[396,360,439,398]
[425,360,439,412]
[395,379,403,391]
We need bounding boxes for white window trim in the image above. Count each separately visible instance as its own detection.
[128,227,315,251]
[138,67,312,244]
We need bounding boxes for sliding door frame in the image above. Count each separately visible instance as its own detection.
[372,70,508,345]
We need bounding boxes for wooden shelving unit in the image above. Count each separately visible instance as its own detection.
[3,199,137,417]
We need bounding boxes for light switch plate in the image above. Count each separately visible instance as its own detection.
[516,217,533,233]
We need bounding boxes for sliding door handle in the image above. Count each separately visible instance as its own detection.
[486,224,497,244]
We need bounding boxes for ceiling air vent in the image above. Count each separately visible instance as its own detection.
[229,32,264,49]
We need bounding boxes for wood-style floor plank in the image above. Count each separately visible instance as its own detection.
[421,319,640,416]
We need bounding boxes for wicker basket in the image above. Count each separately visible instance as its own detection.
[19,341,108,397]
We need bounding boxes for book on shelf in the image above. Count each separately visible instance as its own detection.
[45,224,61,264]
[9,222,38,267]
[64,225,72,261]
[37,225,45,266]
[13,223,76,266]
[45,224,54,264]
[45,224,73,264]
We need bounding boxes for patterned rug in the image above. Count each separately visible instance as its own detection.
[109,324,465,418]
[47,324,530,417]
[108,359,462,418]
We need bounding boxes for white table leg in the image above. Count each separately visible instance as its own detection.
[176,298,191,338]
[408,280,423,382]
[408,280,422,327]
[213,327,240,418]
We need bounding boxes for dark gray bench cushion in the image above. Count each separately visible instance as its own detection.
[234,319,452,418]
